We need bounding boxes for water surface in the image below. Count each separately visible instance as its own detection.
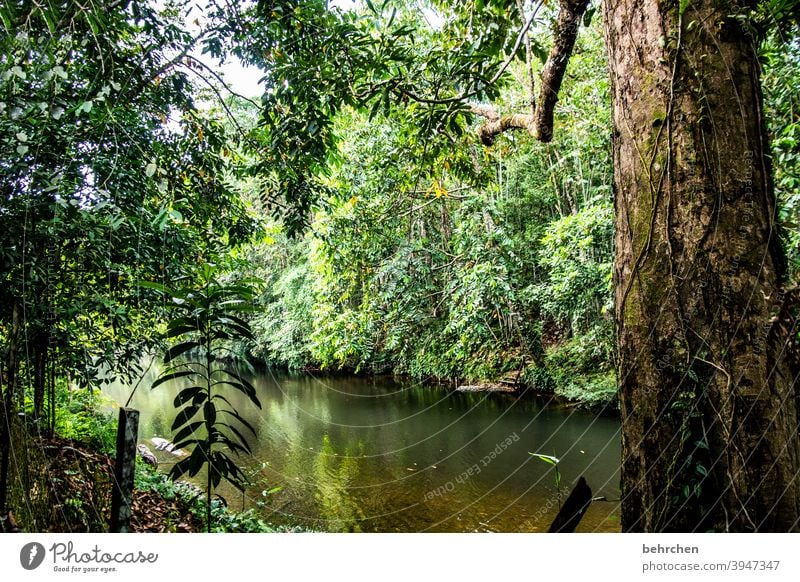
[107,371,621,532]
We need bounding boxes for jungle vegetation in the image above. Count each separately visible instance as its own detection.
[1,0,799,532]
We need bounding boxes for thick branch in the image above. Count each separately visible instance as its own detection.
[533,0,590,142]
[470,104,533,146]
[470,0,589,145]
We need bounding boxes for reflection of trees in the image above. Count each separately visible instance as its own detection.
[107,372,621,531]
[313,434,365,532]
[150,414,165,439]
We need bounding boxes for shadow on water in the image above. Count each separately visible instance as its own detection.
[106,370,621,532]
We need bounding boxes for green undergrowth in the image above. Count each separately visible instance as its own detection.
[534,328,618,408]
[52,385,118,456]
[134,464,311,533]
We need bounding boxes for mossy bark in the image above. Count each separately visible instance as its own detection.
[604,0,800,531]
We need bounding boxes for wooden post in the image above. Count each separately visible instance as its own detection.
[110,408,139,533]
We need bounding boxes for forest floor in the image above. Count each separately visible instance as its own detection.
[7,436,203,532]
[9,433,313,533]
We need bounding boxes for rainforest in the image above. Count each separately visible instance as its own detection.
[1,0,799,534]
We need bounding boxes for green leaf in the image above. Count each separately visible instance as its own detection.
[173,439,203,450]
[172,404,202,431]
[218,422,253,453]
[211,394,236,409]
[529,453,560,466]
[172,438,202,451]
[220,408,257,436]
[136,280,169,293]
[220,438,250,456]
[174,386,205,406]
[166,317,201,337]
[368,97,382,121]
[166,324,199,338]
[164,341,201,363]
[218,319,255,340]
[172,421,204,444]
[151,369,195,389]
[211,378,260,406]
[170,445,207,479]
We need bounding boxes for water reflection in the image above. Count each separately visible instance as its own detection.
[106,370,621,532]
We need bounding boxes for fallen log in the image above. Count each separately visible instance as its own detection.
[456,383,517,393]
[150,437,187,457]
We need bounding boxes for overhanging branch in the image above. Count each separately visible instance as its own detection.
[470,104,533,146]
[533,0,590,142]
[470,0,590,145]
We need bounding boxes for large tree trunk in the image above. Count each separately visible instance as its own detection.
[604,0,800,531]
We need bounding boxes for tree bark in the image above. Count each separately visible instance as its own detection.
[604,0,800,531]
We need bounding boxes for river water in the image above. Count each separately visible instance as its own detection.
[106,371,621,532]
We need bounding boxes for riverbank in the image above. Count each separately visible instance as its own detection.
[133,464,310,533]
[4,391,311,534]
[7,433,311,533]
[3,434,197,533]
[255,358,619,412]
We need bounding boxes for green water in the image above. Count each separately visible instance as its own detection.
[106,371,621,532]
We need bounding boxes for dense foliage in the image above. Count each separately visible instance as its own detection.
[0,0,259,431]
[763,32,800,278]
[0,0,261,528]
[244,18,616,404]
[1,0,799,532]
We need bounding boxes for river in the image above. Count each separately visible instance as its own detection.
[106,370,621,532]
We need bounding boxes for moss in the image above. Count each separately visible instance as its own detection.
[541,329,618,408]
